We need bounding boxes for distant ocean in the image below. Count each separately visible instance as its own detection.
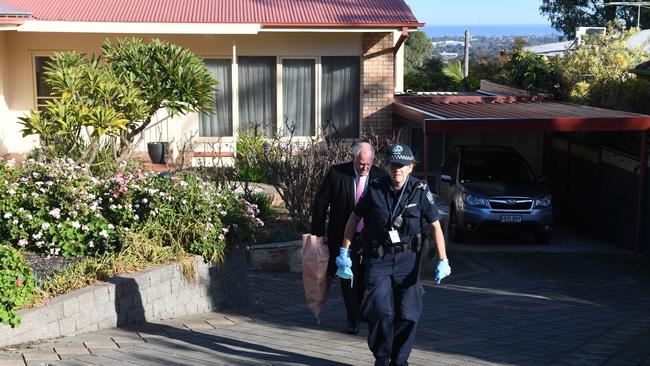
[421,24,560,37]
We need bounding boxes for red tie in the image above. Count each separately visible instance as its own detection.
[355,175,366,232]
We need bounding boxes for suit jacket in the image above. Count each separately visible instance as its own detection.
[311,161,386,275]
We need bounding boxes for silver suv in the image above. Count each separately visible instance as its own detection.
[437,146,553,243]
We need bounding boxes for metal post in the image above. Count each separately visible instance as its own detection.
[635,130,647,254]
[423,127,430,184]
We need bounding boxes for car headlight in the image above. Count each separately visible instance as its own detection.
[535,195,552,208]
[462,193,489,207]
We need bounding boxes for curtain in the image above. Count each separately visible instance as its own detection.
[199,59,232,136]
[238,56,277,137]
[321,57,360,138]
[283,59,315,136]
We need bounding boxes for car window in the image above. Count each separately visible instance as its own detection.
[459,153,534,183]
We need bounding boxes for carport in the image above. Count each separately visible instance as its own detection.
[393,93,650,254]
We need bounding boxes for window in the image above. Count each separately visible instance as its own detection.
[321,57,360,138]
[199,59,233,137]
[282,59,315,136]
[238,56,277,137]
[34,56,54,111]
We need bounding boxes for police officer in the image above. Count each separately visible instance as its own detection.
[336,143,451,366]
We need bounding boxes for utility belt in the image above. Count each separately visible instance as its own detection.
[362,234,422,258]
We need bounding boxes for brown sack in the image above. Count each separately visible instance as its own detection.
[301,234,330,324]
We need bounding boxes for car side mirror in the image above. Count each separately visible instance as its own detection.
[441,174,453,183]
[536,176,548,184]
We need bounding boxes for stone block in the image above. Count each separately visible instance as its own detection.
[58,317,76,336]
[93,286,111,307]
[62,297,80,317]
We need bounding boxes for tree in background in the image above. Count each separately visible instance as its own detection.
[541,0,650,37]
[404,31,433,75]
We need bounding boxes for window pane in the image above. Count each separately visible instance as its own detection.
[35,56,54,111]
[238,56,277,137]
[199,59,233,137]
[321,56,360,138]
[282,59,315,136]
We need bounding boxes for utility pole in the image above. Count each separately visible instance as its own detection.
[463,30,469,79]
[605,1,650,28]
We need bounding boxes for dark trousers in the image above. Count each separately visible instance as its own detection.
[361,250,424,366]
[340,237,366,323]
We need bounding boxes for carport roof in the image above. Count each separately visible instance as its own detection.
[393,95,650,133]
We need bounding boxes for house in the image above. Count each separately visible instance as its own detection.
[0,0,422,159]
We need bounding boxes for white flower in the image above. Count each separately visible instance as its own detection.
[42,222,51,230]
[26,214,33,220]
[71,221,81,229]
[81,225,90,232]
[7,189,15,195]
[182,199,187,205]
[17,239,28,247]
[99,229,109,238]
[142,198,148,204]
[3,212,12,219]
[49,208,61,219]
[88,240,94,248]
[12,219,18,225]
[179,180,188,187]
[33,232,42,240]
[107,224,114,229]
[18,208,24,212]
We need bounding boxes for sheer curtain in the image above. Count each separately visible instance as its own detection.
[238,56,277,136]
[321,57,360,138]
[199,59,232,136]
[282,59,315,136]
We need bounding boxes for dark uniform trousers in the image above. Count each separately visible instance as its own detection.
[361,249,424,366]
[341,234,366,324]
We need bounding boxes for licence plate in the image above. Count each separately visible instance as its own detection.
[500,215,522,223]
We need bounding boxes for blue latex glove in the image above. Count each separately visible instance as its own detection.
[435,258,451,284]
[335,247,353,280]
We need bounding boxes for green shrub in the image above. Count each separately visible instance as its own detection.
[0,245,35,327]
[235,128,269,184]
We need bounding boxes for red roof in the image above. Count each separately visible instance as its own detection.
[393,95,650,133]
[0,0,421,27]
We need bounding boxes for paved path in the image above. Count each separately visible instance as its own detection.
[2,251,650,366]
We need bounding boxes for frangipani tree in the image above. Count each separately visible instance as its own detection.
[19,38,216,164]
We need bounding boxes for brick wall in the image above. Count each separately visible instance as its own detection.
[362,32,394,139]
[0,256,242,348]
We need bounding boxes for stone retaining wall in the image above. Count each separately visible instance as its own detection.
[0,256,231,348]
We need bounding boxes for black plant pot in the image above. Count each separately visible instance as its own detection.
[147,142,169,164]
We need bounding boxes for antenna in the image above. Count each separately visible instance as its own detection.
[605,1,650,28]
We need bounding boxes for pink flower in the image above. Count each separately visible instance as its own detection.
[15,277,23,287]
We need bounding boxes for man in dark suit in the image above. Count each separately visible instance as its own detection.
[312,142,386,334]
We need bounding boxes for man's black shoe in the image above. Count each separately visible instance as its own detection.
[346,320,360,334]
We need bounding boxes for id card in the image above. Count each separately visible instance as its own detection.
[388,229,400,244]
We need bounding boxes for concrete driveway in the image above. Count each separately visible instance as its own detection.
[2,234,650,366]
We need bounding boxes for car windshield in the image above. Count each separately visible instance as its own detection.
[459,152,535,184]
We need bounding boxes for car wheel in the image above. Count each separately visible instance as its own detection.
[449,207,466,243]
[534,232,551,244]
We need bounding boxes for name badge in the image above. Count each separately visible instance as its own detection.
[388,229,400,244]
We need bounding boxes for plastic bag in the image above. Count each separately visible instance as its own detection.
[301,234,330,324]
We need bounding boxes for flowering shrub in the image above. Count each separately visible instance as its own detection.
[0,158,261,261]
[0,245,35,327]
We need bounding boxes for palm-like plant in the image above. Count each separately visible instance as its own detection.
[442,60,467,91]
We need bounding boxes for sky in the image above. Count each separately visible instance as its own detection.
[404,0,551,26]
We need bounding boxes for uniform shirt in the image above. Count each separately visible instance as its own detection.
[354,175,442,246]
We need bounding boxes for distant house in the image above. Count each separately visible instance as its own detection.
[0,0,422,159]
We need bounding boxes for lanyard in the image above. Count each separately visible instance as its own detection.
[388,184,407,223]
